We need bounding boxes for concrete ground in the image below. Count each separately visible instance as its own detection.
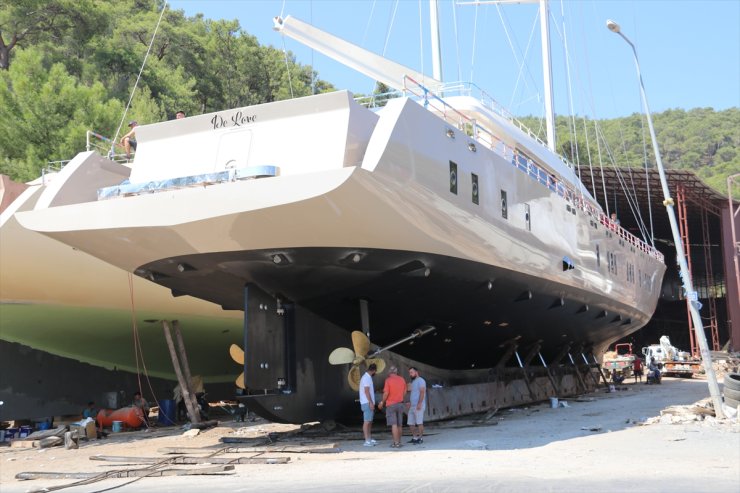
[1,376,738,493]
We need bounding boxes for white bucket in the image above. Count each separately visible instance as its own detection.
[549,397,559,408]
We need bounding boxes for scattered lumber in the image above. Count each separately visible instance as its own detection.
[159,442,339,454]
[90,455,290,465]
[15,465,235,480]
[10,436,63,449]
[188,420,219,430]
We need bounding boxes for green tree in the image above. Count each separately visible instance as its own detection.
[0,48,122,180]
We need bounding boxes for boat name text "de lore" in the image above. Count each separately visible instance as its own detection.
[211,111,258,130]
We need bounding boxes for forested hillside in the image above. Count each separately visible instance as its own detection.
[522,108,739,196]
[1,1,738,196]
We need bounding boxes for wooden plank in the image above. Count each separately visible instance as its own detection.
[162,320,200,424]
[158,443,339,454]
[10,440,37,449]
[226,444,339,454]
[15,465,235,480]
[90,455,290,465]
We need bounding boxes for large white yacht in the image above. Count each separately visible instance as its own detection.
[14,13,665,423]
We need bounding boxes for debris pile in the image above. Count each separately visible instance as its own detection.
[643,397,740,427]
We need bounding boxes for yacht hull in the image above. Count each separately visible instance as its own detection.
[16,91,666,423]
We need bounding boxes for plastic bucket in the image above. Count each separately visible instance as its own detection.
[37,421,51,431]
[549,397,559,408]
[19,425,33,438]
[158,399,177,425]
[112,420,123,432]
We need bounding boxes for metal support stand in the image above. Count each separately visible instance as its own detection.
[568,352,587,392]
[580,352,603,388]
[539,352,560,396]
[515,350,539,402]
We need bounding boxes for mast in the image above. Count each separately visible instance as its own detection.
[430,0,443,81]
[539,0,556,151]
[459,0,557,151]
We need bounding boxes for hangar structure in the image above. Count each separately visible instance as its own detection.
[580,167,740,354]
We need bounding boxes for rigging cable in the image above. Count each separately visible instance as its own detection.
[280,37,295,99]
[382,0,400,57]
[279,0,294,98]
[594,121,609,215]
[451,0,462,83]
[594,124,653,243]
[555,0,582,182]
[639,112,657,245]
[468,3,479,83]
[496,5,540,116]
[109,1,168,156]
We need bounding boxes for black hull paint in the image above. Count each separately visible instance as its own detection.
[140,247,646,369]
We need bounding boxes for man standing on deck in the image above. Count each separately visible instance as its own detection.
[407,366,427,444]
[378,366,406,448]
[359,363,378,447]
[120,120,138,159]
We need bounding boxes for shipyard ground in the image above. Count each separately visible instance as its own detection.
[1,376,738,493]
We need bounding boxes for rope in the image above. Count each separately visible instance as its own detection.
[451,0,462,82]
[468,3,480,83]
[280,36,294,99]
[277,0,294,98]
[109,1,169,156]
[495,4,539,113]
[127,272,168,429]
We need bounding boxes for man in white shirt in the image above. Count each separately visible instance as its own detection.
[359,363,378,446]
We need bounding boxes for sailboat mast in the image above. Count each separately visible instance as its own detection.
[539,0,556,151]
[459,1,557,150]
[430,0,444,81]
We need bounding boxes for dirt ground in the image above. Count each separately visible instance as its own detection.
[1,376,738,493]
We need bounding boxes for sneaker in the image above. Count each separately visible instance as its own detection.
[369,439,378,445]
[408,438,419,444]
[363,441,376,447]
[417,438,423,444]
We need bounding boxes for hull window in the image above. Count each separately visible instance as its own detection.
[596,244,601,267]
[501,190,508,219]
[525,203,531,231]
[449,161,458,195]
[472,173,479,205]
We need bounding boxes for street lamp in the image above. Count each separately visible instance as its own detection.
[606,19,725,419]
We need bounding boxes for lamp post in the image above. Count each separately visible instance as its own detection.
[606,19,725,418]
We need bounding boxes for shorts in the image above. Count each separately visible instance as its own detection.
[360,402,374,422]
[407,407,425,426]
[385,402,404,426]
[129,138,137,151]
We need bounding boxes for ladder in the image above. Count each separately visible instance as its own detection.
[676,185,698,356]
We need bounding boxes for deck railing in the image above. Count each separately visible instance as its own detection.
[400,76,664,263]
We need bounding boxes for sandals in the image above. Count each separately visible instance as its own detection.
[390,442,402,448]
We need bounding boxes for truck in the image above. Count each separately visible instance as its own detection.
[602,343,638,380]
[641,336,703,378]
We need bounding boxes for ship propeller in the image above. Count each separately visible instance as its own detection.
[328,331,386,391]
[230,343,246,389]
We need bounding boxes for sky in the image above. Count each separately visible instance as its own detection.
[168,0,740,119]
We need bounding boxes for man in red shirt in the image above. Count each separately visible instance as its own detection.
[633,357,643,383]
[378,366,407,448]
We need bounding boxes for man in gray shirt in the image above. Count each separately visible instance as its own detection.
[407,366,426,444]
